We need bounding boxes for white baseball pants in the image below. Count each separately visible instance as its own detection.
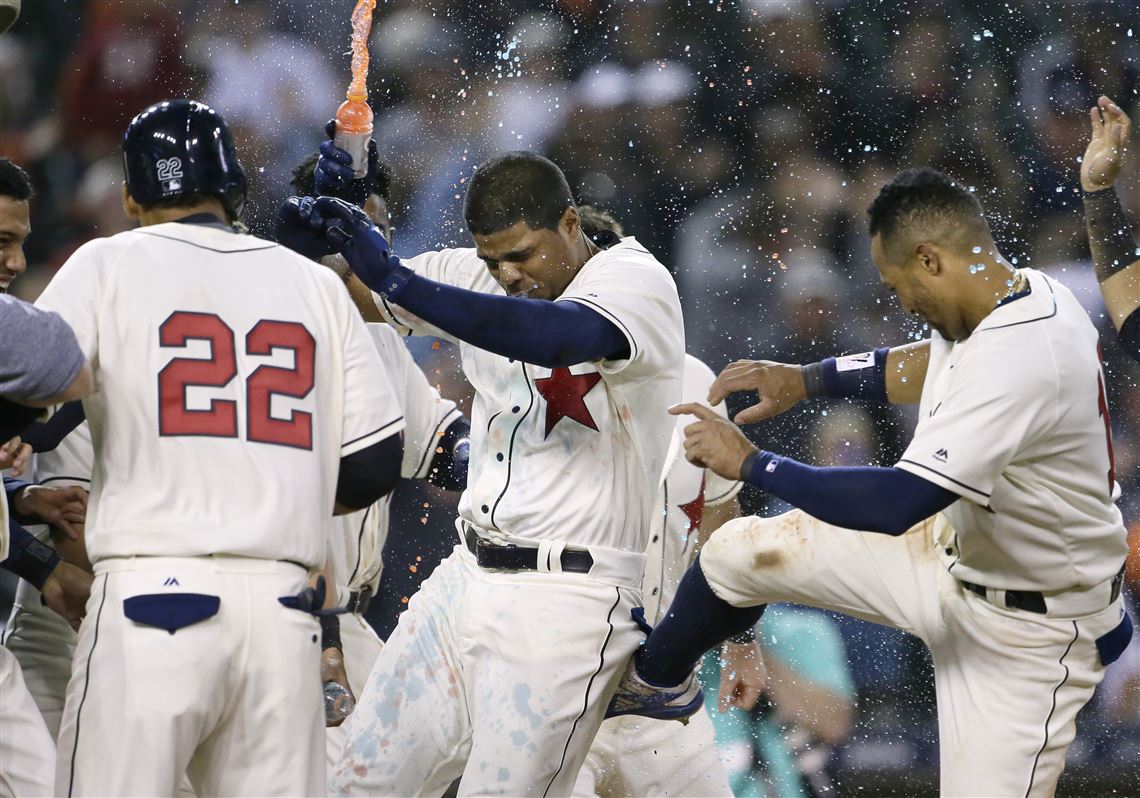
[700,510,1128,798]
[0,646,55,797]
[4,576,77,738]
[326,611,384,772]
[573,706,732,798]
[331,545,643,797]
[56,556,325,797]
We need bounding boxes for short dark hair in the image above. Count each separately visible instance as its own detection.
[578,204,624,248]
[867,167,991,257]
[0,158,34,201]
[289,153,393,203]
[463,151,575,236]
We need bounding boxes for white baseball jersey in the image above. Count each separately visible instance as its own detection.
[643,354,741,623]
[896,268,1127,591]
[328,323,461,599]
[35,220,405,568]
[375,236,684,554]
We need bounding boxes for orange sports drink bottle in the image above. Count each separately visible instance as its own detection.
[333,94,373,179]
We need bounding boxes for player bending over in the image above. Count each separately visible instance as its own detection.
[280,143,684,795]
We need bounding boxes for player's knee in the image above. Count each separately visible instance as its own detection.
[702,511,807,581]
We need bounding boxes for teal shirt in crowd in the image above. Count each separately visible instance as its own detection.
[700,605,855,798]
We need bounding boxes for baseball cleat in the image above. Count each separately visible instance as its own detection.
[604,658,704,724]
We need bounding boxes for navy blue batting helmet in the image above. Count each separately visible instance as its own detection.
[122,99,247,221]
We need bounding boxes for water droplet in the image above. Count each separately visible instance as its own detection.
[972,246,982,254]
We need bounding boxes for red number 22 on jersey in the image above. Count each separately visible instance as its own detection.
[158,311,315,449]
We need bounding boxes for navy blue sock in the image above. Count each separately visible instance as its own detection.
[635,554,765,687]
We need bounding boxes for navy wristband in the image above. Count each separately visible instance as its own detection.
[377,262,415,302]
[802,348,890,402]
[2,521,61,590]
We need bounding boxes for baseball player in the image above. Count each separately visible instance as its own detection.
[609,167,1132,797]
[571,206,751,798]
[1080,95,1140,363]
[36,99,406,797]
[286,150,472,770]
[279,148,684,795]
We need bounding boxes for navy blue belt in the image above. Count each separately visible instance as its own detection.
[962,565,1125,616]
[961,581,1046,614]
[346,586,372,614]
[462,525,593,574]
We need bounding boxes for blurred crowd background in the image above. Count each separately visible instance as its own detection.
[2,0,1138,794]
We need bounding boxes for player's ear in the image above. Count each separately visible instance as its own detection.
[561,206,580,242]
[914,242,941,275]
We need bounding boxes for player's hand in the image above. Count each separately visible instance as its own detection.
[11,484,88,541]
[0,435,32,477]
[1081,95,1131,193]
[718,640,768,712]
[708,360,806,424]
[321,647,355,727]
[310,196,402,293]
[277,196,341,262]
[670,402,758,481]
[40,560,93,632]
[317,120,380,208]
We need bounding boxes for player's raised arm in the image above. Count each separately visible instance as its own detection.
[1080,95,1140,361]
[707,340,929,425]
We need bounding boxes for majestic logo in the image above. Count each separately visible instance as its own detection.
[156,157,184,193]
[934,448,949,463]
[163,577,180,587]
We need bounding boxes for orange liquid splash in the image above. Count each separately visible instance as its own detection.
[348,0,377,102]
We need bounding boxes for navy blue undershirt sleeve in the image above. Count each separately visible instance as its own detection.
[425,416,470,491]
[336,433,403,510]
[742,451,958,535]
[19,401,86,453]
[392,273,630,368]
[1119,308,1140,363]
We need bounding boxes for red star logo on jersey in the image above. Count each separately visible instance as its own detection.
[535,368,602,438]
[678,476,706,537]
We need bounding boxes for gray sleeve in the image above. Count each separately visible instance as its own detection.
[0,295,85,403]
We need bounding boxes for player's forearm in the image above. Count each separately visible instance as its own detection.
[389,272,629,368]
[345,272,385,323]
[801,341,928,407]
[1099,265,1140,332]
[766,657,854,746]
[1083,187,1140,285]
[885,341,929,404]
[739,453,956,536]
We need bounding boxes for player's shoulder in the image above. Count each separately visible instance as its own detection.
[594,237,670,273]
[366,321,404,347]
[972,269,1095,365]
[572,237,678,294]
